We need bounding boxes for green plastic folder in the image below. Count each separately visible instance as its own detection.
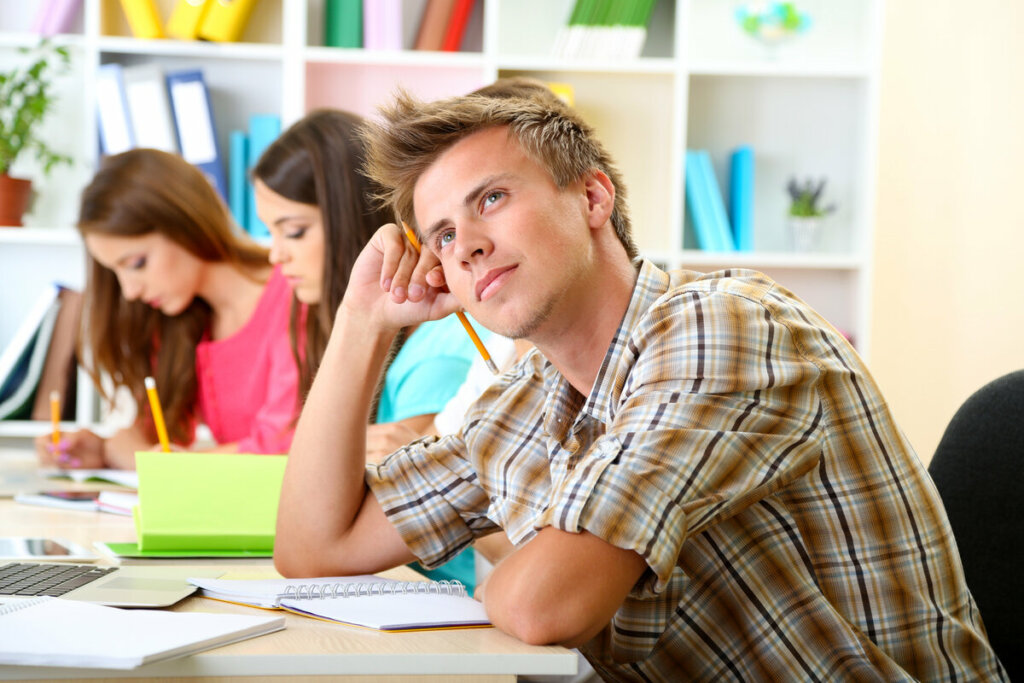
[131,452,287,555]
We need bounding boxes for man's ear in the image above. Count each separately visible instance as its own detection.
[583,170,615,229]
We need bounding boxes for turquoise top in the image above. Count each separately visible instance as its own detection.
[375,315,484,423]
[376,314,487,591]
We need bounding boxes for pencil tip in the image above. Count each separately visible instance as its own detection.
[485,359,500,375]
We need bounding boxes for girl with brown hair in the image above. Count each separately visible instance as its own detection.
[252,108,484,458]
[35,149,299,469]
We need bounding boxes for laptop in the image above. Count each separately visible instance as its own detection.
[0,561,224,608]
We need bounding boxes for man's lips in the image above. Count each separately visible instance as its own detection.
[475,265,517,302]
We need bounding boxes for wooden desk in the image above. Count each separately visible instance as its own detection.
[0,449,576,681]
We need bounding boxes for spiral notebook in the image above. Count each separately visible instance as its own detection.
[188,575,490,632]
[0,596,284,669]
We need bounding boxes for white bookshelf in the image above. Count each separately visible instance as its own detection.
[0,0,883,437]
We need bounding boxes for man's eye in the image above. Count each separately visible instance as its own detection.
[439,230,455,248]
[129,257,146,270]
[483,191,503,207]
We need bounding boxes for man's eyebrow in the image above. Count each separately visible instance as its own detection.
[421,173,514,244]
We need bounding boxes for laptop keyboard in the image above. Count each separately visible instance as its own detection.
[0,562,117,597]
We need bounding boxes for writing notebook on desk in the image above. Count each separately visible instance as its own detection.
[0,596,284,669]
[189,576,491,632]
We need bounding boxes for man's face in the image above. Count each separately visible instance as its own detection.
[412,127,593,340]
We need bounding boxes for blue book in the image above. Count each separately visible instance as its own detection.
[228,130,248,230]
[729,146,755,251]
[245,114,281,238]
[684,150,720,251]
[165,69,228,201]
[695,150,735,252]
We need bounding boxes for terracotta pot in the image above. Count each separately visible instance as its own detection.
[0,173,33,227]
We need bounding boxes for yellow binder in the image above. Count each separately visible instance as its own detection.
[197,0,258,43]
[166,0,213,41]
[118,0,164,39]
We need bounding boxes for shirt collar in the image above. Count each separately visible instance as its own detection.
[541,260,670,432]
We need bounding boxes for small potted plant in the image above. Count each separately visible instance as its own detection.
[786,176,836,252]
[0,39,73,227]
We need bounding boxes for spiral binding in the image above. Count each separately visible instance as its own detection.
[279,579,466,600]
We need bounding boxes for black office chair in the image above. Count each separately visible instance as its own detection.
[929,370,1023,680]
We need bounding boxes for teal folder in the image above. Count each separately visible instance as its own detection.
[245,114,281,238]
[228,130,248,230]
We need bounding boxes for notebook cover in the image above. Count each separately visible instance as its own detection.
[98,541,273,558]
[133,452,286,552]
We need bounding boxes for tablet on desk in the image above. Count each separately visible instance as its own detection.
[0,536,97,562]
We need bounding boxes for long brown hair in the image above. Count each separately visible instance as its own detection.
[77,149,269,444]
[253,109,393,402]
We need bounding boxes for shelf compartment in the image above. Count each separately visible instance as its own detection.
[685,75,872,255]
[304,62,488,119]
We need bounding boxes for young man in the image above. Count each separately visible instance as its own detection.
[275,87,1003,681]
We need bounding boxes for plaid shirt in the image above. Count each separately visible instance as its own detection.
[368,261,1003,682]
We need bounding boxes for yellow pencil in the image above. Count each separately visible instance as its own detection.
[144,376,171,453]
[402,222,499,375]
[49,390,61,450]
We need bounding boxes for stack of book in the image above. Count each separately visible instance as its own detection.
[324,0,479,52]
[0,285,80,423]
[116,0,258,42]
[684,147,756,253]
[552,0,658,60]
[29,0,83,36]
[229,114,282,239]
[95,64,232,204]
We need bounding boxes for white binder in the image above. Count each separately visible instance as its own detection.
[95,63,134,155]
[121,63,179,153]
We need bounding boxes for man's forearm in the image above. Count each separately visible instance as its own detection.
[274,310,396,576]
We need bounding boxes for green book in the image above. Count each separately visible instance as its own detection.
[325,0,362,48]
[129,452,287,554]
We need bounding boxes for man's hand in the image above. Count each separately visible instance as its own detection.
[341,223,459,331]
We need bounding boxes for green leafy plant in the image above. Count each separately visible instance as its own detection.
[0,39,73,176]
[787,177,836,218]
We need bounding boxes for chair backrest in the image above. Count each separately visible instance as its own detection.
[929,370,1024,680]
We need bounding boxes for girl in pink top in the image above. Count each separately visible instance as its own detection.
[34,149,299,469]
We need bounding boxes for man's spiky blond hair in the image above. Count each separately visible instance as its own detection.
[360,86,638,259]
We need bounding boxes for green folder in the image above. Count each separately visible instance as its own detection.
[127,452,287,555]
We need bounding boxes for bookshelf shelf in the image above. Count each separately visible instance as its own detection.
[687,62,873,79]
[649,250,866,271]
[0,0,883,437]
[304,46,486,69]
[0,228,81,246]
[95,36,285,60]
[495,56,678,75]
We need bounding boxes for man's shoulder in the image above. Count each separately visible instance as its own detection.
[663,267,777,300]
